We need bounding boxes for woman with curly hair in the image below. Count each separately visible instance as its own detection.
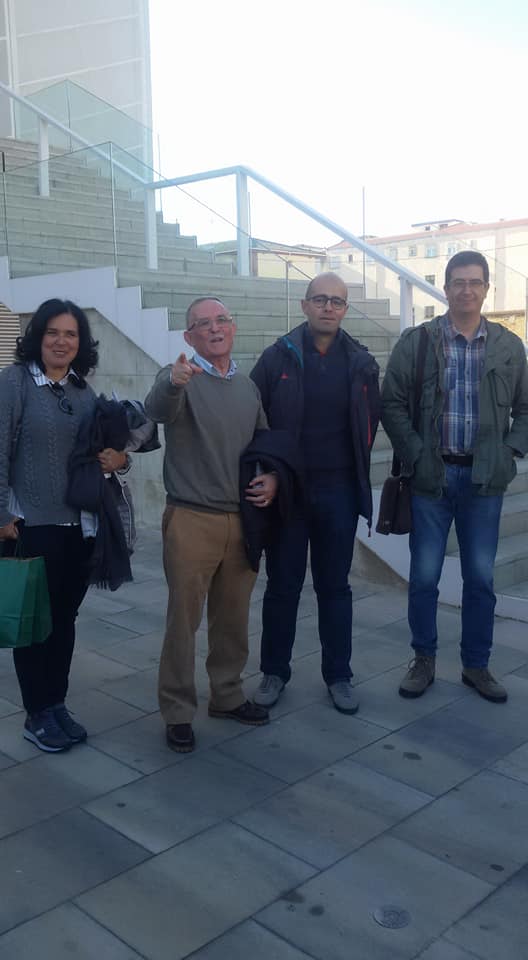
[0,298,126,752]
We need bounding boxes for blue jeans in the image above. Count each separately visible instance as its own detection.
[260,482,358,685]
[409,464,503,669]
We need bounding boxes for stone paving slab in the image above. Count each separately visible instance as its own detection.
[188,919,314,959]
[0,903,144,960]
[417,940,485,959]
[352,706,525,795]
[0,809,149,934]
[234,757,432,868]
[256,834,493,960]
[392,768,528,884]
[76,822,316,960]
[84,750,285,853]
[444,864,528,960]
[352,665,467,731]
[217,701,389,783]
[1,527,528,959]
[75,614,142,651]
[0,744,140,838]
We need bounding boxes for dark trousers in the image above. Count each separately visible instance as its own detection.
[260,483,358,686]
[10,525,92,714]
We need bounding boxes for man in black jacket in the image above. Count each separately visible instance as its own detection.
[251,272,380,714]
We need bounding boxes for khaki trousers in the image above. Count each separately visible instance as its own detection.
[159,504,257,724]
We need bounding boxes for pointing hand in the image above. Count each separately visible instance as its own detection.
[170,353,203,386]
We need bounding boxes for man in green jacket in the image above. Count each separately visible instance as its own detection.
[382,251,528,703]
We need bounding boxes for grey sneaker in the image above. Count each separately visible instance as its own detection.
[399,654,435,699]
[253,674,285,707]
[462,668,508,703]
[328,680,359,715]
[24,708,72,752]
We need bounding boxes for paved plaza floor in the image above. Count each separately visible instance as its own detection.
[1,527,528,959]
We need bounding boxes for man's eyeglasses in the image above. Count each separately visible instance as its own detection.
[187,315,234,332]
[306,295,348,309]
[48,382,73,415]
[448,279,487,291]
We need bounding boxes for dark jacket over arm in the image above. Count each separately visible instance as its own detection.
[239,429,303,572]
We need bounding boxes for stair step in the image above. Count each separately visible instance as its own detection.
[492,532,528,591]
[0,304,21,369]
[498,579,528,599]
[447,491,528,554]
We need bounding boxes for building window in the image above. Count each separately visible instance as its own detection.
[387,246,398,261]
[348,253,354,263]
[329,256,342,269]
[425,274,435,286]
[425,245,437,258]
[408,245,417,257]
[424,306,435,318]
[447,243,458,255]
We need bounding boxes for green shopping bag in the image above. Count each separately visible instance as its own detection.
[0,554,52,648]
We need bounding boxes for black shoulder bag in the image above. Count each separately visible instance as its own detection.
[376,325,428,535]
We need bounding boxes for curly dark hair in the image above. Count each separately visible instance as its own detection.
[15,299,99,380]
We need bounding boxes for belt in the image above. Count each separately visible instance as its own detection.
[442,453,473,466]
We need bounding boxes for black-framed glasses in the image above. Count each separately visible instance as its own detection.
[448,279,487,291]
[187,315,234,332]
[306,295,348,309]
[48,382,73,415]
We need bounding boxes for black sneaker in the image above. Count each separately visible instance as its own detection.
[24,708,72,752]
[53,703,88,743]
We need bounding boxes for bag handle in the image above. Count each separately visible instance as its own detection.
[391,325,429,477]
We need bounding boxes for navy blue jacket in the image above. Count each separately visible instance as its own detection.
[250,322,380,525]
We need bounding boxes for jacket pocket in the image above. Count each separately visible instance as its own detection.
[492,365,514,406]
[493,444,517,488]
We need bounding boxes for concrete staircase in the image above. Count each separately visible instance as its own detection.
[0,302,20,368]
[1,136,527,612]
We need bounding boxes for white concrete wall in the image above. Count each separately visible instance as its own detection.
[0,0,152,139]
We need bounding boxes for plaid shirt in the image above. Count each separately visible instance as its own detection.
[439,312,487,454]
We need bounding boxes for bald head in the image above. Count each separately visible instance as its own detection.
[305,272,347,300]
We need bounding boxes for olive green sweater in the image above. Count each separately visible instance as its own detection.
[144,365,268,512]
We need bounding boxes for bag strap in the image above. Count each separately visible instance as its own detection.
[391,324,429,477]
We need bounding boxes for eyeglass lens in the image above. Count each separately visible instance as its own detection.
[450,279,485,290]
[309,296,347,308]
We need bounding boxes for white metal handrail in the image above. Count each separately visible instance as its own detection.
[0,80,447,325]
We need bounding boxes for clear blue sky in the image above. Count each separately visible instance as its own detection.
[149,0,527,245]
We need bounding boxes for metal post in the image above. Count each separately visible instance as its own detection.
[236,169,250,276]
[109,143,118,268]
[286,260,291,332]
[65,81,72,151]
[525,277,528,344]
[399,276,414,332]
[144,187,158,270]
[362,185,366,293]
[37,117,49,197]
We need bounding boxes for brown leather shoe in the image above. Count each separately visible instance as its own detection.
[166,723,195,752]
[208,699,269,725]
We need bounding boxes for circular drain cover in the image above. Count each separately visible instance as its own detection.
[372,905,411,929]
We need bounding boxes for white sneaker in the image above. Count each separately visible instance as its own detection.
[253,674,285,707]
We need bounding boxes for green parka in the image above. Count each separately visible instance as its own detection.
[381,315,528,498]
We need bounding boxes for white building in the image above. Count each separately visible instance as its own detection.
[328,218,528,338]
